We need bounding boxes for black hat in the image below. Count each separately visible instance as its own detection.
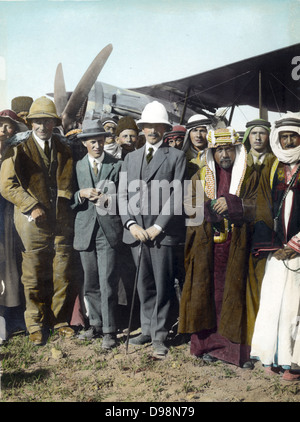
[77,119,109,139]
[245,119,271,129]
[275,118,300,129]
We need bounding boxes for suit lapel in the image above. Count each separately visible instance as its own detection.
[24,135,46,169]
[80,154,95,187]
[80,152,116,189]
[24,134,57,171]
[100,152,115,181]
[133,146,146,180]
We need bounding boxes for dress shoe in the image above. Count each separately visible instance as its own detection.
[57,326,74,338]
[129,334,151,345]
[282,370,300,381]
[77,326,102,341]
[202,353,218,363]
[101,333,117,350]
[29,330,44,346]
[242,360,254,370]
[152,340,168,357]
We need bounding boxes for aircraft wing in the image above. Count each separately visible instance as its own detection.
[130,43,300,114]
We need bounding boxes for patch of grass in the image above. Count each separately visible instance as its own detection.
[1,368,50,390]
[271,379,300,400]
[182,378,211,394]
[222,366,238,378]
[116,351,156,374]
[1,331,300,402]
[1,336,43,370]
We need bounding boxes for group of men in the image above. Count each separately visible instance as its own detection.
[0,95,299,378]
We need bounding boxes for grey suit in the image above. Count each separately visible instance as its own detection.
[72,152,123,333]
[118,144,186,341]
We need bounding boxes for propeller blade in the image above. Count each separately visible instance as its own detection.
[54,63,68,116]
[62,43,113,120]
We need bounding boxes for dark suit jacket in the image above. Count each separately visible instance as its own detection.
[72,152,123,251]
[118,144,187,246]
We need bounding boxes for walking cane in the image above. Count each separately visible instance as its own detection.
[125,241,143,355]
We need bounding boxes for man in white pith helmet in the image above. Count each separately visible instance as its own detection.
[118,101,186,358]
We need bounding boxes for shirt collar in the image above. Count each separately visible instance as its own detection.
[88,152,104,167]
[33,132,52,149]
[145,140,163,154]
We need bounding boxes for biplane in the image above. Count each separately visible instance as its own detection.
[52,42,300,133]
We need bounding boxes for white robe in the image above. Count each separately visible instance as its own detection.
[251,186,300,368]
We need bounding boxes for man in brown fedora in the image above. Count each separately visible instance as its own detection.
[0,96,75,345]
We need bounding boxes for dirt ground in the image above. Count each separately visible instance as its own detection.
[1,324,300,404]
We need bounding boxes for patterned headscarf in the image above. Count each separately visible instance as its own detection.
[204,127,247,199]
[207,127,240,148]
[270,112,300,164]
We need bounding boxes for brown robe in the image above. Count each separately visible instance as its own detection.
[179,165,258,345]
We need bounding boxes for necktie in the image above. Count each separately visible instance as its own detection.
[146,147,154,164]
[44,140,50,159]
[93,160,98,176]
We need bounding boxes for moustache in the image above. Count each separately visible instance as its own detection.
[219,158,233,169]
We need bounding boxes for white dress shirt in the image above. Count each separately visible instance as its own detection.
[78,153,105,204]
[145,140,163,156]
[87,152,105,173]
[33,133,52,150]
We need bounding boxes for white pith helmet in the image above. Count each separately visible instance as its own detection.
[136,101,172,130]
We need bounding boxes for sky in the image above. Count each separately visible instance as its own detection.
[0,0,299,130]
